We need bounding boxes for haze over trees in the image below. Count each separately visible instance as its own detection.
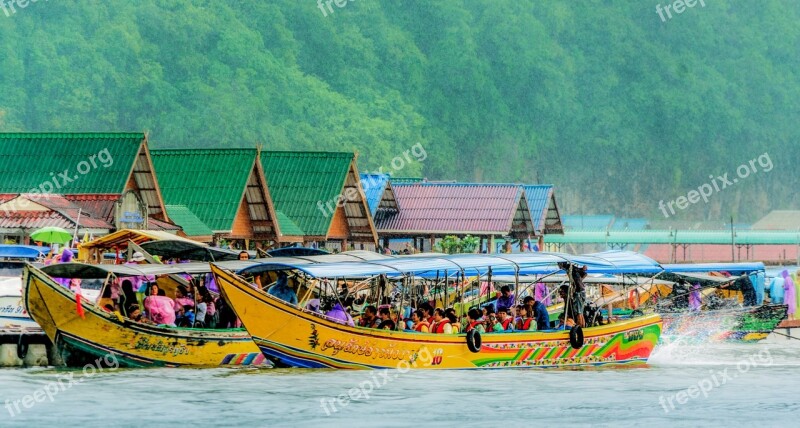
[1,0,797,223]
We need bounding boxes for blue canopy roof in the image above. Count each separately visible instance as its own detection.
[0,245,49,260]
[662,262,765,274]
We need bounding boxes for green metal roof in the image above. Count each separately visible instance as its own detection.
[544,229,800,245]
[164,204,213,237]
[0,132,144,194]
[151,149,256,233]
[261,151,353,237]
[275,210,305,236]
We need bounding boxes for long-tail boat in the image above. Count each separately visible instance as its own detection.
[213,252,663,370]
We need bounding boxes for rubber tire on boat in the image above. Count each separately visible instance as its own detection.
[569,326,584,349]
[466,329,482,353]
[631,309,644,318]
[17,334,29,360]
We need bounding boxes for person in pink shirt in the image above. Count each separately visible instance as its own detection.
[144,284,176,326]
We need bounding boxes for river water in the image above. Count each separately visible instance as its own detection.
[1,341,798,427]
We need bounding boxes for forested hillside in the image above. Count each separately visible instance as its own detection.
[1,0,798,222]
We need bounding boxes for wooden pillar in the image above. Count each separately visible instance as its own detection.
[429,235,435,253]
[488,235,495,254]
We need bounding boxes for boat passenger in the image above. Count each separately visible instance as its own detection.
[127,304,153,324]
[238,251,249,261]
[485,314,503,332]
[120,280,139,318]
[555,313,575,330]
[377,307,396,330]
[203,293,217,328]
[430,308,452,334]
[535,282,552,306]
[496,307,514,331]
[412,309,430,332]
[144,285,176,326]
[267,272,298,305]
[446,313,460,333]
[326,302,356,327]
[524,296,551,330]
[176,305,195,327]
[358,305,381,328]
[195,294,208,327]
[495,285,515,312]
[784,270,797,320]
[465,308,485,334]
[515,305,536,331]
[419,303,434,324]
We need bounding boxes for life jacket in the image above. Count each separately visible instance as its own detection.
[414,321,430,332]
[466,320,483,332]
[500,317,514,331]
[431,320,450,334]
[521,318,534,331]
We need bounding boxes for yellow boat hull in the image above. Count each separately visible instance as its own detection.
[214,265,662,370]
[23,264,267,367]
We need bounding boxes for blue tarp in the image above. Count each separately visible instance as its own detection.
[662,262,765,274]
[0,245,49,260]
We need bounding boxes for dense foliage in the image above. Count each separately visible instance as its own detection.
[1,0,798,222]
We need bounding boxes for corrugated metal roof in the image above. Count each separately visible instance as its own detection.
[63,194,118,223]
[146,217,181,231]
[164,205,213,237]
[275,210,304,236]
[261,151,353,237]
[151,149,256,233]
[0,133,144,194]
[376,183,533,236]
[360,173,399,218]
[522,185,563,234]
[545,229,800,245]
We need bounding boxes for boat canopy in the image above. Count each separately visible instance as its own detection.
[662,262,765,274]
[233,250,663,279]
[140,240,241,262]
[266,247,329,257]
[490,274,675,286]
[0,244,49,260]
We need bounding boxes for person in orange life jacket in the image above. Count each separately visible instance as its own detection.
[377,307,396,330]
[358,305,381,328]
[411,309,430,332]
[515,305,537,331]
[496,307,515,331]
[465,308,486,334]
[430,308,453,334]
[445,307,461,333]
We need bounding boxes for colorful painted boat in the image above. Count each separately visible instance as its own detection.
[212,263,662,370]
[660,304,788,343]
[23,263,268,367]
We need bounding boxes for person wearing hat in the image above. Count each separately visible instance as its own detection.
[267,271,298,305]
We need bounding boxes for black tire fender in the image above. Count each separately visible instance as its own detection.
[17,334,29,360]
[569,325,584,349]
[466,329,482,353]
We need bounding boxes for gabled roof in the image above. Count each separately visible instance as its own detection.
[360,173,399,218]
[0,194,113,230]
[523,185,564,235]
[262,151,377,243]
[0,133,143,194]
[752,210,800,230]
[164,205,213,238]
[151,148,279,239]
[376,183,535,236]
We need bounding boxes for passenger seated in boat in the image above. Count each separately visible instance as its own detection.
[430,308,452,334]
[555,314,575,330]
[144,285,176,326]
[267,272,298,305]
[495,285,515,312]
[412,309,430,332]
[377,307,396,330]
[176,304,195,327]
[496,307,515,331]
[515,305,536,331]
[485,313,502,332]
[446,312,460,333]
[524,296,551,330]
[465,308,486,334]
[358,305,381,328]
[326,302,356,327]
[127,304,153,325]
[174,286,195,311]
[418,303,434,324]
[195,294,208,328]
